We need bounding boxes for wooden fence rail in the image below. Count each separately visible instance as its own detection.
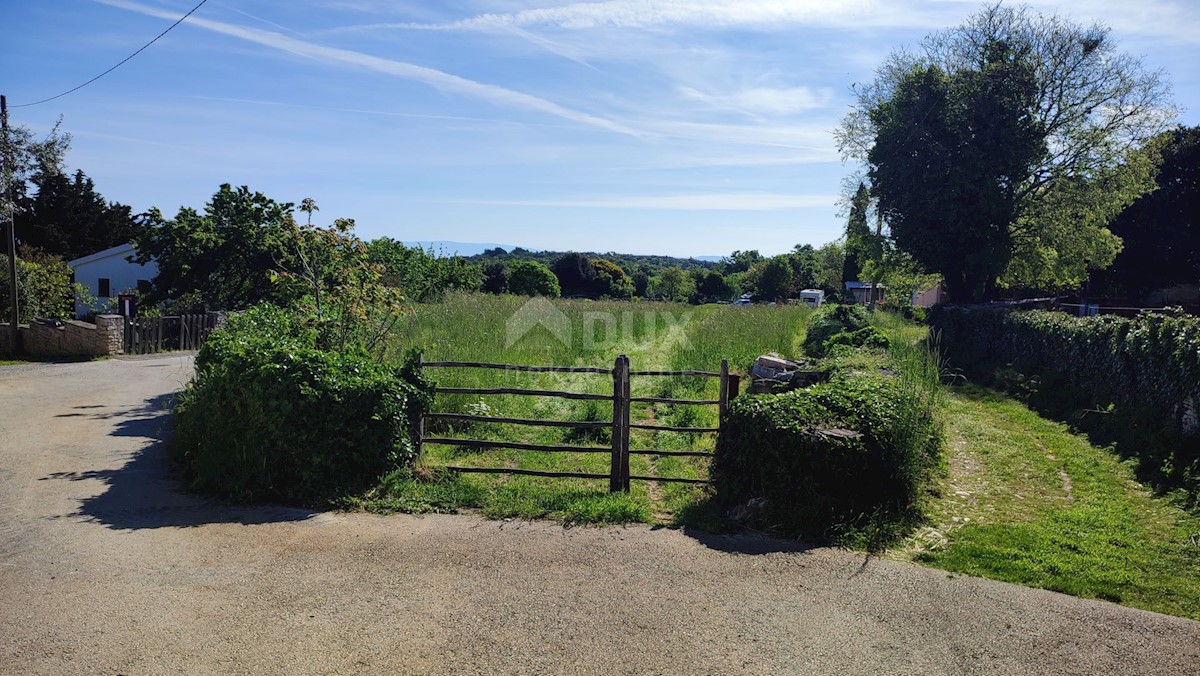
[417,354,740,492]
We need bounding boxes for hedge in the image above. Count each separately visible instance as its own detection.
[173,304,432,504]
[929,306,1200,505]
[713,348,942,542]
[803,303,870,358]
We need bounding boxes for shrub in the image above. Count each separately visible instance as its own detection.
[713,349,942,544]
[803,303,870,358]
[929,306,1200,506]
[173,304,432,504]
[824,325,890,353]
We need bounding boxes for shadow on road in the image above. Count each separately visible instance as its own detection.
[679,526,818,555]
[42,394,319,530]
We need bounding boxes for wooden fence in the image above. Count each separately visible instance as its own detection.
[417,354,739,492]
[124,314,217,354]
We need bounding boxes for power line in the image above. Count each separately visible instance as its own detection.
[12,0,209,108]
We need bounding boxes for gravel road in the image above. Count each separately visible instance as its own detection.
[1,355,1197,675]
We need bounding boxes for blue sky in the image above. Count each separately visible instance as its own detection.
[3,1,1197,258]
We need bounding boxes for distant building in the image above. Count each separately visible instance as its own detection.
[68,243,157,318]
[845,281,885,306]
[911,281,946,308]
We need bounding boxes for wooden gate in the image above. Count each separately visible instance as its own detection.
[417,354,739,492]
[124,314,216,354]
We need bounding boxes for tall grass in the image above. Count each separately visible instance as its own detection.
[375,294,815,523]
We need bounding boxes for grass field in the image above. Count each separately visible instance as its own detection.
[348,292,813,524]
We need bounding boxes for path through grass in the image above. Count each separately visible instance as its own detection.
[898,384,1200,620]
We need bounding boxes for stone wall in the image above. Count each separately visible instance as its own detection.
[94,315,125,355]
[12,315,125,359]
[0,325,23,356]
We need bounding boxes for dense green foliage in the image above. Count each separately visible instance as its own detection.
[0,249,78,322]
[368,238,482,302]
[1093,126,1200,302]
[802,303,870,358]
[929,306,1200,506]
[824,325,890,353]
[134,184,295,312]
[507,260,561,297]
[13,170,138,261]
[839,5,1175,301]
[713,347,942,543]
[472,246,714,275]
[174,305,431,504]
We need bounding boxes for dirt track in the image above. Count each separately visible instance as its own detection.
[1,355,1197,675]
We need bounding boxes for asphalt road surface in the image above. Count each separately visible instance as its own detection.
[1,355,1197,675]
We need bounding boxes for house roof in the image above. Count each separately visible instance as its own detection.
[68,243,141,268]
[845,281,885,289]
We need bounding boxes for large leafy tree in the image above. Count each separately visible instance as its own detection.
[551,252,596,297]
[1092,126,1200,300]
[838,4,1175,302]
[589,258,634,299]
[508,260,560,297]
[14,170,137,261]
[133,184,294,311]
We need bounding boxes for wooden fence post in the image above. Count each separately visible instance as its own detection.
[413,352,425,461]
[610,354,631,492]
[718,359,730,424]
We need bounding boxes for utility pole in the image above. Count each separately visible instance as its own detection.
[1,94,18,348]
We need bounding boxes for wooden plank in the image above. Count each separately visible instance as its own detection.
[440,466,611,480]
[435,387,612,401]
[628,423,719,433]
[628,475,711,485]
[424,360,611,374]
[422,438,611,453]
[729,374,741,401]
[628,369,722,377]
[628,449,715,458]
[426,413,611,429]
[629,396,721,406]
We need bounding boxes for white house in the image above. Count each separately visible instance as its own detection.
[68,243,157,318]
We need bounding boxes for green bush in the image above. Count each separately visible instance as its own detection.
[803,303,870,357]
[929,306,1200,506]
[713,350,942,544]
[173,304,432,504]
[824,325,890,353]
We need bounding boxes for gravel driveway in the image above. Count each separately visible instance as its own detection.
[1,355,1197,675]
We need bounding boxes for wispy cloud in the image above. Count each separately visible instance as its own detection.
[328,0,1200,44]
[331,0,919,32]
[96,0,642,136]
[679,85,835,116]
[447,193,838,210]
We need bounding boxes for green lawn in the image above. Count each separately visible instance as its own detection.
[901,384,1200,620]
